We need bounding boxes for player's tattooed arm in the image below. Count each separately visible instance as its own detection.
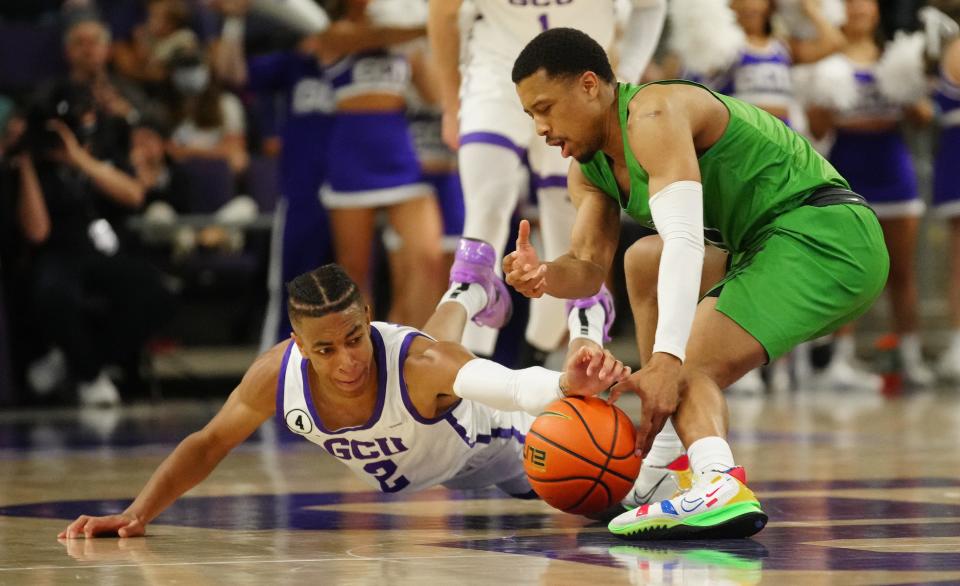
[59,344,281,539]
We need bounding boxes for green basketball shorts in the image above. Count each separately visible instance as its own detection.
[707,203,889,361]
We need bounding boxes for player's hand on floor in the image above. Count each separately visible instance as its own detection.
[607,353,682,457]
[561,344,630,398]
[503,219,547,298]
[58,513,146,539]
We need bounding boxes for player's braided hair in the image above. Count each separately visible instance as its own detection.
[287,264,364,322]
[511,28,615,85]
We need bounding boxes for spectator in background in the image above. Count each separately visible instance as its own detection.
[130,118,189,215]
[112,0,199,90]
[19,81,176,406]
[62,16,166,156]
[167,49,250,176]
[0,110,42,403]
[808,0,935,389]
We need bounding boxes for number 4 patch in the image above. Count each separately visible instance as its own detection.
[285,409,313,434]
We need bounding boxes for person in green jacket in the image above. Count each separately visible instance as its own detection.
[506,27,888,540]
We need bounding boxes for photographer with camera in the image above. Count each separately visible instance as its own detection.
[17,81,176,407]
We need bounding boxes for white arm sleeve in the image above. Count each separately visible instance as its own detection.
[452,359,564,416]
[649,181,705,362]
[617,0,667,83]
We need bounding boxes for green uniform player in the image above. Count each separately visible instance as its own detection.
[505,28,888,540]
[579,80,887,360]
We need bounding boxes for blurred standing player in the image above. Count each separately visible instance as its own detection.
[428,0,666,358]
[213,0,425,348]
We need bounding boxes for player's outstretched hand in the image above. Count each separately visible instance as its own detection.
[503,219,547,298]
[561,344,631,398]
[607,354,682,458]
[58,513,146,539]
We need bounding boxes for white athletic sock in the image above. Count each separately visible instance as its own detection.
[687,436,736,480]
[644,420,685,467]
[899,333,924,367]
[439,282,487,318]
[832,334,856,364]
[567,303,606,348]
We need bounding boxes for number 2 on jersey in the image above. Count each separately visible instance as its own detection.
[538,13,549,31]
[363,459,411,493]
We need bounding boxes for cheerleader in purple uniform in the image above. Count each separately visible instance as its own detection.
[681,0,843,128]
[318,0,445,328]
[808,0,936,388]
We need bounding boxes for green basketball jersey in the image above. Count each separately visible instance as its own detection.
[578,80,849,252]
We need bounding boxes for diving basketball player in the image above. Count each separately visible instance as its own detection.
[59,238,627,539]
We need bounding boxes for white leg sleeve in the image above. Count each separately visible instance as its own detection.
[453,358,564,416]
[458,143,525,255]
[458,143,527,355]
[525,185,578,350]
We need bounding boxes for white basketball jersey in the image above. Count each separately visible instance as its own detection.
[277,322,532,493]
[466,0,617,67]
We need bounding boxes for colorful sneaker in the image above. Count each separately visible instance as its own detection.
[449,237,512,329]
[608,467,767,540]
[622,454,694,509]
[566,284,616,343]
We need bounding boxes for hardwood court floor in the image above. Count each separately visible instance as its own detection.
[1,389,960,585]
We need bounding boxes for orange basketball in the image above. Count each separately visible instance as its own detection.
[523,396,640,515]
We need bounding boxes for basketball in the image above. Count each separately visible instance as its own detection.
[523,396,641,515]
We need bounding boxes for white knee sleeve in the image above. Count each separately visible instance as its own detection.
[458,143,526,256]
[526,186,578,350]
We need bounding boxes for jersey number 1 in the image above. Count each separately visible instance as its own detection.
[363,460,411,493]
[538,13,549,31]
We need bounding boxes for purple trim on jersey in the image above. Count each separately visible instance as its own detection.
[482,427,526,444]
[444,412,472,445]
[397,332,464,424]
[854,70,875,85]
[299,326,388,434]
[739,51,791,67]
[275,340,296,427]
[459,132,527,160]
[444,412,526,447]
[532,173,567,190]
